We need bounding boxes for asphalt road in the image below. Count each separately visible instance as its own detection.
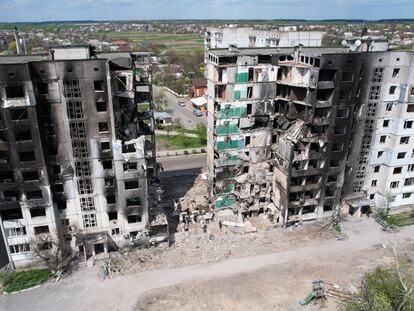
[153,85,207,130]
[158,154,206,173]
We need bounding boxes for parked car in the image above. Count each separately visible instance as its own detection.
[178,101,186,107]
[193,109,203,117]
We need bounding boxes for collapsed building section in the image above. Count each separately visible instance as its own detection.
[206,47,362,225]
[0,47,160,267]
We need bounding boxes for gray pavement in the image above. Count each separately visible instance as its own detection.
[153,86,207,130]
[158,154,206,173]
[1,218,412,311]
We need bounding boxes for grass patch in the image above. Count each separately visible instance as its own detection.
[138,103,150,112]
[386,211,414,227]
[2,269,52,293]
[156,134,205,150]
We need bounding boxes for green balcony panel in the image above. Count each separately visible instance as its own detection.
[216,139,240,150]
[215,124,239,135]
[218,106,247,119]
[236,72,249,83]
[215,197,237,209]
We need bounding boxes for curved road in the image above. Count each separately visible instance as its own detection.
[1,219,413,311]
[153,86,207,130]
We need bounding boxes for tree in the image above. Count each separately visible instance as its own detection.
[8,41,16,53]
[29,230,73,273]
[195,123,207,145]
[340,242,414,311]
[154,90,167,112]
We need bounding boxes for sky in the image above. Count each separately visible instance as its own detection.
[0,0,413,22]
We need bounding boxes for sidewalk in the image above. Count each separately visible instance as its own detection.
[157,147,206,158]
[155,130,197,138]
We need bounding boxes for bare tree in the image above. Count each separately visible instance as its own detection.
[29,229,73,273]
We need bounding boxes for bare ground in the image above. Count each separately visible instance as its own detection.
[134,219,414,311]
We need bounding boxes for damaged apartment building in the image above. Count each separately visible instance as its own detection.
[206,46,370,225]
[0,46,160,267]
[207,46,414,224]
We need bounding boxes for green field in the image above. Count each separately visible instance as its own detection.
[96,31,203,54]
[156,134,205,150]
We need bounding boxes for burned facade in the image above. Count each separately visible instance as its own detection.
[344,51,414,213]
[206,47,364,224]
[0,47,158,267]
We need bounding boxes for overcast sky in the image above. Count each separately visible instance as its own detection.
[0,0,413,22]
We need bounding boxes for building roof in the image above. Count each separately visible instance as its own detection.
[191,77,207,88]
[208,47,347,57]
[154,112,172,120]
[191,97,207,107]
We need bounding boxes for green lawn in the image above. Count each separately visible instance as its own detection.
[386,211,414,227]
[2,269,52,293]
[156,134,205,150]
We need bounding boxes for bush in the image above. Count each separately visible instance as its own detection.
[340,266,414,311]
[2,269,52,293]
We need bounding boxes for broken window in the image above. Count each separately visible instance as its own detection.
[124,180,139,190]
[403,193,412,199]
[5,226,26,238]
[105,177,115,187]
[30,207,46,217]
[122,143,136,153]
[389,86,397,95]
[329,159,340,168]
[393,167,402,174]
[6,86,24,98]
[94,80,104,92]
[397,152,406,159]
[34,225,49,235]
[336,108,348,118]
[0,171,14,182]
[98,122,109,133]
[72,141,89,159]
[318,70,336,81]
[77,179,93,195]
[69,121,86,139]
[100,142,111,152]
[82,213,97,228]
[75,161,91,177]
[22,171,39,181]
[400,136,409,144]
[127,214,142,223]
[9,244,30,254]
[67,101,84,119]
[371,180,377,187]
[374,166,380,173]
[342,72,354,82]
[404,178,414,186]
[80,197,95,211]
[332,143,343,152]
[334,126,346,135]
[111,228,120,235]
[108,212,118,221]
[126,198,141,207]
[123,162,138,172]
[247,86,253,99]
[404,121,413,129]
[37,82,48,95]
[10,108,28,120]
[339,89,351,100]
[407,104,414,113]
[392,68,400,78]
[57,200,67,210]
[102,160,113,170]
[380,135,386,143]
[53,183,64,192]
[369,86,380,100]
[372,68,384,82]
[316,89,333,101]
[14,130,32,142]
[64,80,81,98]
[377,151,384,158]
[248,68,254,82]
[19,151,36,162]
[106,195,116,204]
[390,181,400,189]
[96,101,107,112]
[383,120,390,127]
[386,102,393,111]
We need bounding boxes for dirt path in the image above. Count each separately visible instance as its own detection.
[1,218,412,311]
